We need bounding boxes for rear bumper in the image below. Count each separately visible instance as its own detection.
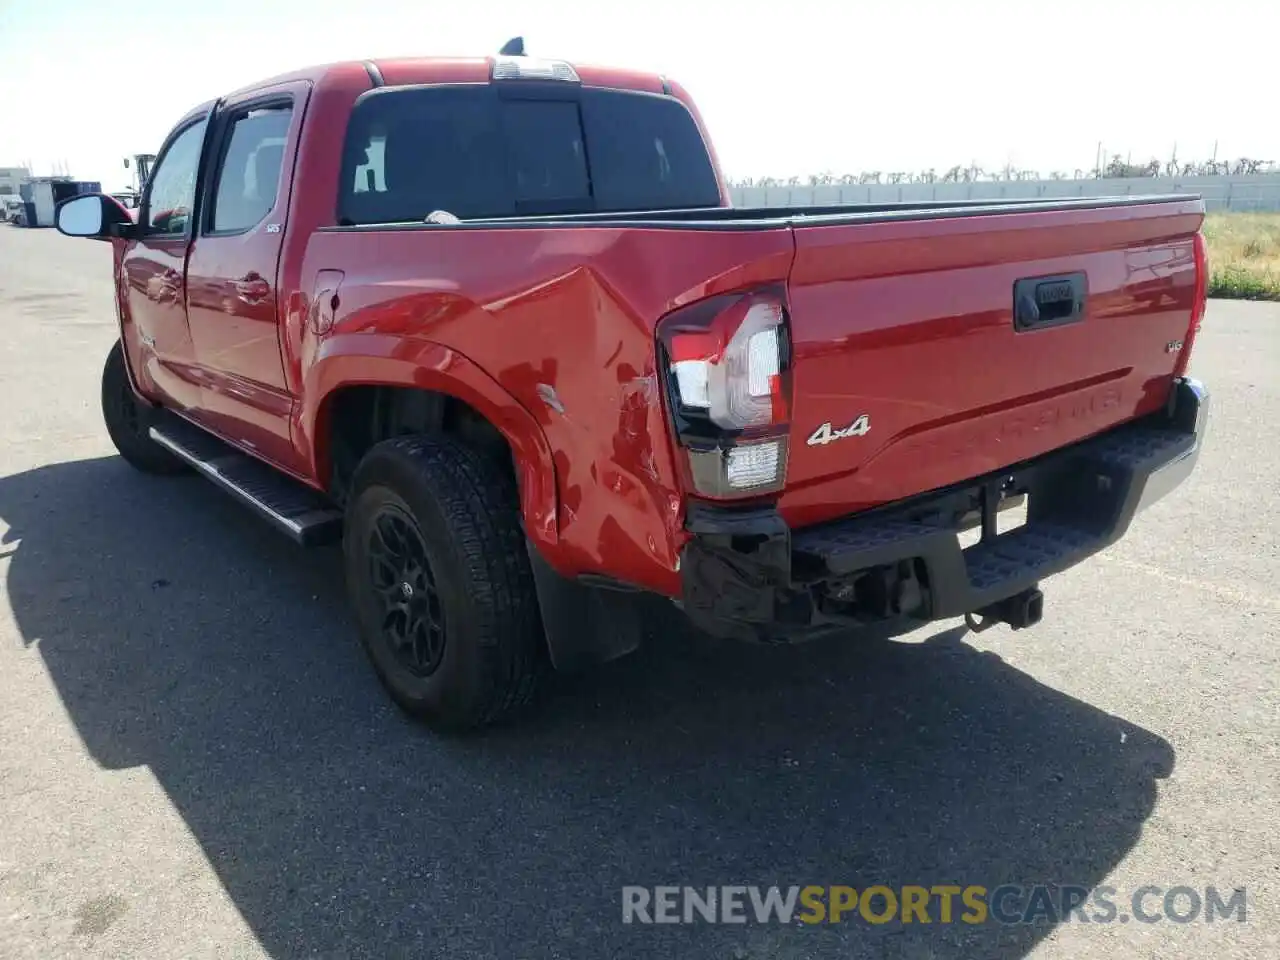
[680,377,1209,640]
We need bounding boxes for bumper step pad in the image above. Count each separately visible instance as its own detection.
[791,417,1202,620]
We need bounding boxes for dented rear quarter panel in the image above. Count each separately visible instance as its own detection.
[297,226,793,595]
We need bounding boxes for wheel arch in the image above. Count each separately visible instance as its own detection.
[301,334,560,553]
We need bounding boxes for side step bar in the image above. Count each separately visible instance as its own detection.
[149,414,342,546]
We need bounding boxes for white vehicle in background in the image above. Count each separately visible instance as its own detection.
[1,196,24,223]
[109,190,140,210]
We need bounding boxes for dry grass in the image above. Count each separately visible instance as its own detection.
[1202,212,1280,300]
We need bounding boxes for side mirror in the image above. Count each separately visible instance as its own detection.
[55,194,133,240]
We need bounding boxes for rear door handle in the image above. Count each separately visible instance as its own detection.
[234,273,271,302]
[1013,272,1088,331]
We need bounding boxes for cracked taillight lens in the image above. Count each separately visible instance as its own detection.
[658,288,792,498]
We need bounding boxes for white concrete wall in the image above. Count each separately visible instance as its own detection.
[729,174,1280,212]
[0,166,31,196]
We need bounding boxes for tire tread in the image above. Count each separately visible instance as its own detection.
[100,341,185,475]
[351,435,545,728]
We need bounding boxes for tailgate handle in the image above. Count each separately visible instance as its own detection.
[1013,272,1087,331]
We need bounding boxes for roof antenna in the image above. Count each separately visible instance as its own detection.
[499,36,525,56]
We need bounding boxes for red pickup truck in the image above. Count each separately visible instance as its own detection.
[56,49,1210,730]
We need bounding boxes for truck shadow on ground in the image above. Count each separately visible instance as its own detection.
[1,456,1176,960]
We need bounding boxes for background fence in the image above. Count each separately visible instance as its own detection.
[728,174,1280,212]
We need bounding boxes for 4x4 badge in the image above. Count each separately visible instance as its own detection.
[807,415,871,446]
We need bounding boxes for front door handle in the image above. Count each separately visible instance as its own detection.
[234,273,271,303]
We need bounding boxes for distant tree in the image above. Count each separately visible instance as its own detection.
[1102,154,1161,178]
[1231,158,1274,175]
[725,154,1277,190]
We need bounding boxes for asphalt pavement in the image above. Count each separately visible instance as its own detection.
[0,224,1276,959]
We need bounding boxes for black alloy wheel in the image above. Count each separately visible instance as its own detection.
[366,503,447,678]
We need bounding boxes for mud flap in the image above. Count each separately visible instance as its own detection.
[525,541,643,672]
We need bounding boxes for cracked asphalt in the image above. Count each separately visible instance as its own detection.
[1,224,1276,959]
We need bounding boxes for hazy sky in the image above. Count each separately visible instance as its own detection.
[2,0,1276,190]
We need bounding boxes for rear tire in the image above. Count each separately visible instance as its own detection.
[343,435,546,731]
[100,341,186,475]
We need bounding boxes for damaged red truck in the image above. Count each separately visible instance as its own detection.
[57,51,1210,729]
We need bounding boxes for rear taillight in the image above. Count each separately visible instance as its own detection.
[658,288,792,498]
[1175,231,1209,379]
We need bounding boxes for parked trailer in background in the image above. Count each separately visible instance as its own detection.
[16,178,102,227]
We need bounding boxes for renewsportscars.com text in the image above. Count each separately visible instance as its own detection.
[621,884,1248,926]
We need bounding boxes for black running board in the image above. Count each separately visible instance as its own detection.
[149,414,342,546]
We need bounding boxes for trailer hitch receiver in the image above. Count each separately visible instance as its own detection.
[965,586,1045,633]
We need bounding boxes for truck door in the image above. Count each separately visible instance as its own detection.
[120,114,209,411]
[183,82,309,472]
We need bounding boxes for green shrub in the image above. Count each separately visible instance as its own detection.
[1207,263,1280,300]
[1203,214,1280,301]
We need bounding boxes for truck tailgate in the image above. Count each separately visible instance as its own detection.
[780,199,1204,529]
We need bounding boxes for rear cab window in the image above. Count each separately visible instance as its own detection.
[339,84,720,225]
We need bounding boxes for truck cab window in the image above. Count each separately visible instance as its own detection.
[501,100,589,207]
[145,119,208,235]
[579,90,721,211]
[210,105,293,233]
[337,85,720,225]
[341,88,508,224]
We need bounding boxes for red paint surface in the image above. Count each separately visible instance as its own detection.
[104,56,1205,600]
[779,200,1203,527]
